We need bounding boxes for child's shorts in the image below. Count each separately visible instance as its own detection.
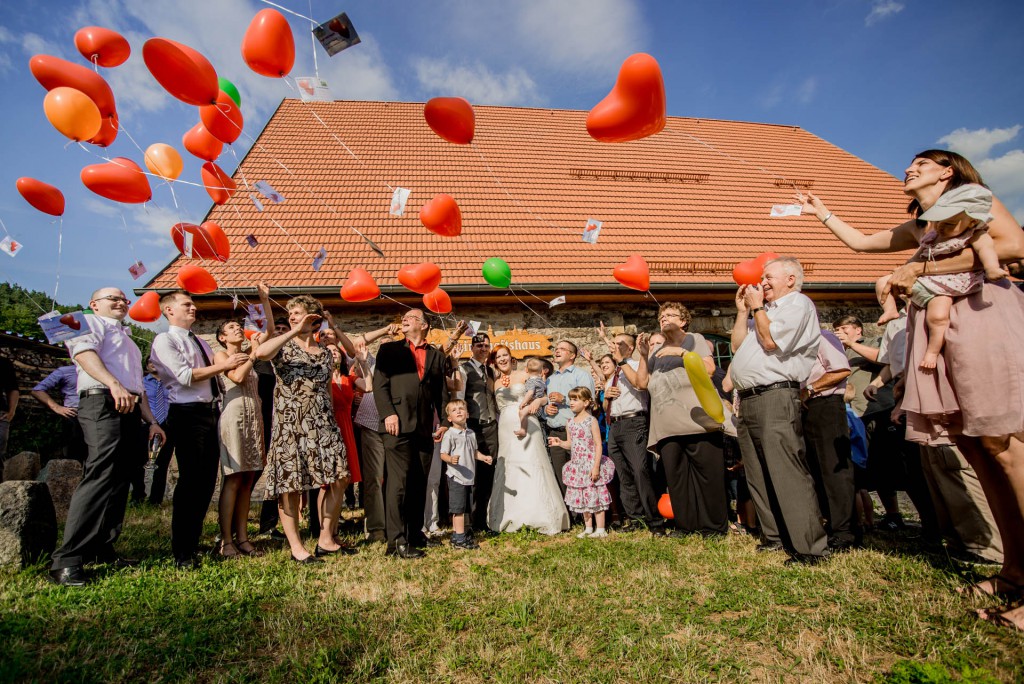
[910,281,939,309]
[448,480,472,515]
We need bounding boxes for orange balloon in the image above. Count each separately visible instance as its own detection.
[754,251,780,268]
[340,268,381,302]
[397,263,442,294]
[241,9,295,78]
[29,54,118,146]
[144,143,184,181]
[16,177,65,216]
[657,493,674,520]
[80,157,152,204]
[424,97,474,145]
[142,38,218,106]
[74,26,131,67]
[613,255,650,291]
[43,87,102,141]
[203,221,230,261]
[176,264,218,294]
[201,162,237,205]
[732,259,763,286]
[419,194,462,237]
[182,122,223,162]
[128,291,161,323]
[423,287,452,314]
[199,90,244,144]
[586,53,666,143]
[171,222,228,261]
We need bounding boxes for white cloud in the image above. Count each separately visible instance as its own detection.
[760,75,818,109]
[866,1,905,27]
[413,58,540,106]
[796,77,818,105]
[126,204,180,247]
[314,33,399,102]
[937,125,1022,162]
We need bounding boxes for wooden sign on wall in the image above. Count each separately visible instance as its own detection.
[426,326,552,359]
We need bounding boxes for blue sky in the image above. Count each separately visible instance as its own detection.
[0,0,1022,318]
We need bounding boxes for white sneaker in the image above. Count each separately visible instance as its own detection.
[590,530,608,538]
[576,529,593,539]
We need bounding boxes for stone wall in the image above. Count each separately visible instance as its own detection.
[0,338,73,461]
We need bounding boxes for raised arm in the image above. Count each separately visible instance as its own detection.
[255,313,318,360]
[800,192,920,253]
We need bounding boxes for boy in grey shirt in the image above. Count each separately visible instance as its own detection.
[440,400,493,549]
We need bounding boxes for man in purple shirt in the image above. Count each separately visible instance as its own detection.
[32,365,86,462]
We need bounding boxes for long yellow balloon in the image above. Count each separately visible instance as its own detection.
[682,351,725,424]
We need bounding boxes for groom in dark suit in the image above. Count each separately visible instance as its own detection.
[374,309,446,558]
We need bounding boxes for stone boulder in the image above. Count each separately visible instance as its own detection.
[0,481,57,568]
[38,459,83,523]
[2,451,41,482]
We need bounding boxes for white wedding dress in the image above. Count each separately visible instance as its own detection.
[487,383,570,535]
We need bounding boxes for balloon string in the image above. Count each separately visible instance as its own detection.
[118,209,139,263]
[307,0,320,81]
[511,284,550,306]
[259,0,316,22]
[509,289,555,328]
[52,217,63,311]
[645,290,661,305]
[380,294,412,310]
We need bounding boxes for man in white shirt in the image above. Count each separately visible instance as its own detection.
[50,288,165,586]
[150,291,248,568]
[730,257,828,563]
[544,340,595,498]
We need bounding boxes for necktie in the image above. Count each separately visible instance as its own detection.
[188,331,221,400]
[608,370,620,410]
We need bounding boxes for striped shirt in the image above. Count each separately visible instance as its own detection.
[144,374,170,425]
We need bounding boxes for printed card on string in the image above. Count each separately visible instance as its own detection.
[232,293,239,310]
[128,261,147,280]
[254,181,285,204]
[37,310,89,344]
[582,219,603,244]
[295,77,332,102]
[389,187,411,216]
[770,204,802,218]
[548,296,566,308]
[245,234,259,248]
[312,248,327,272]
[313,12,361,57]
[0,236,22,257]
[246,304,267,332]
[250,195,264,212]
[468,320,482,335]
[183,231,194,258]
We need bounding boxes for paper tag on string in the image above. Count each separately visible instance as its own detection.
[582,219,602,244]
[183,232,194,258]
[128,261,147,280]
[232,294,239,310]
[770,204,802,218]
[250,195,264,212]
[0,236,22,257]
[548,296,566,308]
[37,310,89,344]
[245,234,258,248]
[389,187,411,216]
[255,181,285,204]
[468,320,482,335]
[245,304,267,332]
[312,247,327,272]
[313,12,361,57]
[295,76,332,102]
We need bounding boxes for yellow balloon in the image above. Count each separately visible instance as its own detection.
[144,143,184,181]
[682,351,725,424]
[43,87,102,142]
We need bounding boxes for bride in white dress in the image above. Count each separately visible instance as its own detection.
[487,347,569,535]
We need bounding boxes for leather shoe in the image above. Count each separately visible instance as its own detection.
[785,553,828,566]
[386,543,425,559]
[756,541,785,553]
[49,566,88,587]
[174,555,200,570]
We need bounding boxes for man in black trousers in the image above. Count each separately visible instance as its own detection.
[461,332,498,533]
[49,288,166,586]
[374,309,446,558]
[150,291,248,568]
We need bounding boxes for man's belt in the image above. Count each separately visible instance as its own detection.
[79,387,141,399]
[736,381,801,400]
[609,410,648,424]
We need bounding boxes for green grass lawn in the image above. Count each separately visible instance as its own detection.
[1,505,1020,683]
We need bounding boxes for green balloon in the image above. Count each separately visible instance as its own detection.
[218,77,241,107]
[482,257,512,288]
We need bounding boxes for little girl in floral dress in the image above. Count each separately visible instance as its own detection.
[548,386,615,538]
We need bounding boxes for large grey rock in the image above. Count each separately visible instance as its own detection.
[0,481,57,568]
[38,459,83,523]
[3,451,41,482]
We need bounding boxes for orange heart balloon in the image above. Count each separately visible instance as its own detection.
[183,122,223,162]
[199,90,244,144]
[143,38,218,106]
[128,291,161,323]
[586,53,666,143]
[29,54,118,147]
[397,263,442,294]
[657,493,674,520]
[171,223,214,259]
[201,162,236,205]
[754,251,780,268]
[340,268,381,302]
[241,9,295,78]
[423,287,452,314]
[74,26,131,68]
[202,221,230,261]
[613,254,650,291]
[81,157,152,204]
[419,194,461,237]
[424,97,474,145]
[176,264,218,294]
[732,259,763,286]
[16,177,65,216]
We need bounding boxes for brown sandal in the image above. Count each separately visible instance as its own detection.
[235,541,264,557]
[218,541,241,559]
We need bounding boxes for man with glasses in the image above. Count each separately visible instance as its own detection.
[461,332,499,533]
[49,288,166,586]
[544,340,594,498]
[373,309,446,558]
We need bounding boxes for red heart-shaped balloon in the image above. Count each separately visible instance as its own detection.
[142,37,218,106]
[340,268,381,302]
[423,287,452,314]
[424,97,474,145]
[59,313,81,331]
[182,122,223,162]
[80,157,152,204]
[243,329,258,340]
[397,263,442,295]
[199,90,244,144]
[176,264,218,294]
[202,221,230,261]
[732,259,763,286]
[753,251,780,268]
[171,222,222,260]
[16,177,65,217]
[201,162,236,205]
[586,53,666,143]
[129,291,161,323]
[419,194,462,237]
[613,254,650,291]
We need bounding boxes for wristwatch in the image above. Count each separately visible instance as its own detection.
[617,359,629,367]
[750,307,765,316]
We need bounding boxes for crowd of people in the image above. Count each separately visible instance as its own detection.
[23,150,1024,632]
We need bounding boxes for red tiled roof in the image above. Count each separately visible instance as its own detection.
[143,99,912,294]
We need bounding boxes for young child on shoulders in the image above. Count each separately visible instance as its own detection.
[547,387,615,538]
[439,400,493,550]
[874,183,1007,369]
[515,358,550,439]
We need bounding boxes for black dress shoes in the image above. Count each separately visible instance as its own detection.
[756,541,785,553]
[386,544,425,559]
[49,566,88,587]
[784,553,828,566]
[291,554,324,565]
[314,543,358,557]
[174,555,200,570]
